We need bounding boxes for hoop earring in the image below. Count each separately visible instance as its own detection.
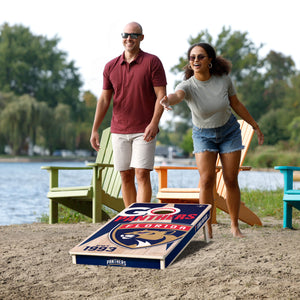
[208,63,212,69]
[188,64,192,70]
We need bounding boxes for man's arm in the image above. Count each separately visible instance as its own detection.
[90,89,113,151]
[143,86,166,142]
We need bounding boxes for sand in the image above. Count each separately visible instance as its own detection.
[0,216,299,300]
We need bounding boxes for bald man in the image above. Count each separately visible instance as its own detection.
[90,22,167,207]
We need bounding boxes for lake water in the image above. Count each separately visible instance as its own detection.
[0,161,299,226]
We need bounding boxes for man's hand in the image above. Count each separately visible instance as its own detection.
[90,131,100,151]
[143,124,158,142]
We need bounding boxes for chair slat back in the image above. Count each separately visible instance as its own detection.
[95,128,121,198]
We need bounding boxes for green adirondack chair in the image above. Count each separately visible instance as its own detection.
[41,127,124,224]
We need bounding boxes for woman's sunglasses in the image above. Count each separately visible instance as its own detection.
[189,55,207,61]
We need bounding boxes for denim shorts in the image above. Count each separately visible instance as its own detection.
[192,114,244,154]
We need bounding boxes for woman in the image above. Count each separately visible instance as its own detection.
[160,43,264,238]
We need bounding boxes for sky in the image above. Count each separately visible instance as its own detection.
[1,0,300,100]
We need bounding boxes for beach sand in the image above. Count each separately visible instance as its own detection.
[1,216,299,300]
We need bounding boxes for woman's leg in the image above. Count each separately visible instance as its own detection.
[220,150,244,237]
[195,151,218,238]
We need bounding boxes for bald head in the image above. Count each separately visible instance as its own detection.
[123,22,143,34]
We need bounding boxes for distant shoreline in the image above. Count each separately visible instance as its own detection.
[0,156,94,163]
[0,156,278,172]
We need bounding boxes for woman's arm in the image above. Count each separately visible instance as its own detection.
[229,94,264,145]
[160,90,185,111]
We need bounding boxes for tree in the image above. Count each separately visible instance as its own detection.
[214,27,263,83]
[0,94,46,154]
[180,128,193,155]
[237,71,266,120]
[51,104,76,151]
[0,23,82,117]
[260,51,297,113]
[263,51,296,83]
[258,108,290,145]
[288,116,300,150]
[282,73,300,115]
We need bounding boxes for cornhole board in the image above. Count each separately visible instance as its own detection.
[69,203,211,270]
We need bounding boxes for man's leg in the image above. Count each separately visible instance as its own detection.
[111,133,136,207]
[131,134,156,203]
[135,168,152,203]
[120,169,136,207]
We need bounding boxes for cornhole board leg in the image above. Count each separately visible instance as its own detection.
[203,223,210,243]
[70,203,211,270]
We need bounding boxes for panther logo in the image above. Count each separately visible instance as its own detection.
[109,223,189,249]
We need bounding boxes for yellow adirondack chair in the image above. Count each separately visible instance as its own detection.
[154,120,262,226]
[41,127,124,224]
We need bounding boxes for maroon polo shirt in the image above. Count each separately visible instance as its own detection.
[103,50,167,134]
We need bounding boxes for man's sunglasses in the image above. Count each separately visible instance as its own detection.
[121,33,142,39]
[189,55,207,61]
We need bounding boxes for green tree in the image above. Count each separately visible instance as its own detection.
[0,94,47,154]
[214,27,262,83]
[261,51,297,114]
[263,50,296,83]
[288,116,300,150]
[282,73,300,115]
[75,91,113,150]
[51,104,76,151]
[0,23,82,117]
[258,108,290,145]
[180,128,193,155]
[236,69,267,120]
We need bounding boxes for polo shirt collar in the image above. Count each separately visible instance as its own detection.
[120,49,144,65]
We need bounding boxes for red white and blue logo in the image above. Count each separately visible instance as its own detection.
[109,222,192,249]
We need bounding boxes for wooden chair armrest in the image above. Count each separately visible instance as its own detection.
[154,165,197,171]
[41,166,92,170]
[86,163,114,168]
[41,166,93,189]
[154,165,225,190]
[154,165,222,171]
[154,165,197,190]
[274,166,300,191]
[275,166,300,172]
[154,164,252,190]
[239,166,252,171]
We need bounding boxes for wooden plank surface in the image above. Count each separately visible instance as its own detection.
[70,203,211,269]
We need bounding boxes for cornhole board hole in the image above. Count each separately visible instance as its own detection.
[70,203,211,270]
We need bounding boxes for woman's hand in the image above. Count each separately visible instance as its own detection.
[255,127,264,145]
[160,96,172,111]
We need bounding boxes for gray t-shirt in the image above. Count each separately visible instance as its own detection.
[175,75,236,128]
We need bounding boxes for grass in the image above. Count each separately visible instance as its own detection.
[240,188,286,219]
[38,205,115,224]
[38,188,300,227]
[223,188,299,229]
[38,207,92,224]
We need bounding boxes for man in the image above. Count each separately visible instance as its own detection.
[90,22,167,207]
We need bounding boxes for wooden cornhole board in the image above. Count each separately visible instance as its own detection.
[70,203,211,270]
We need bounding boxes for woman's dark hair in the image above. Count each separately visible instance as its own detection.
[184,43,232,80]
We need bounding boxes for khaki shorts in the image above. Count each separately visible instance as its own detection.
[111,133,156,171]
